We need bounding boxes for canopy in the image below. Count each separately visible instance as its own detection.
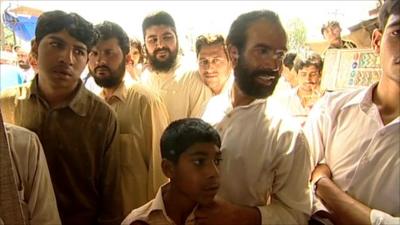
[2,6,42,42]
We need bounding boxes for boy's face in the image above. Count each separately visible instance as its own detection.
[34,29,88,89]
[171,142,221,206]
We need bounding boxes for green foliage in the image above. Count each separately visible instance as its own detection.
[285,18,307,52]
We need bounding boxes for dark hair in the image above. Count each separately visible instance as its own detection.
[35,10,97,51]
[378,0,400,31]
[227,10,282,53]
[94,21,130,55]
[142,11,177,38]
[130,37,145,63]
[195,33,229,60]
[283,52,297,70]
[293,52,323,74]
[320,20,340,36]
[160,118,221,164]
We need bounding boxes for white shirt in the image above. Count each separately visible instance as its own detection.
[304,83,400,225]
[202,85,312,225]
[272,75,292,95]
[140,60,212,122]
[267,87,310,127]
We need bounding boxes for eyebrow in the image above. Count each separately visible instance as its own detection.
[48,35,87,51]
[254,43,287,52]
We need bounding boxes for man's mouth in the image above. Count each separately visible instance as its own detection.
[254,75,276,86]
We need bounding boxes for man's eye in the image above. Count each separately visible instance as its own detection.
[391,30,400,37]
[214,158,222,166]
[74,49,86,56]
[147,38,157,44]
[193,159,205,166]
[50,42,61,48]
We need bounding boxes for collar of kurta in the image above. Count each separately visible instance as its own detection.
[25,75,91,117]
[341,82,377,112]
[100,81,128,104]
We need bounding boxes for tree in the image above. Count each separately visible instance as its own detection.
[285,18,307,52]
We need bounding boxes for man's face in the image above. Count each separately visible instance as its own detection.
[171,142,221,206]
[16,50,30,70]
[35,29,88,88]
[130,46,141,65]
[198,43,231,94]
[374,14,400,84]
[144,25,178,72]
[297,65,321,93]
[233,18,287,99]
[88,38,125,88]
[323,25,341,46]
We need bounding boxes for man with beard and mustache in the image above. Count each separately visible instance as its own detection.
[15,46,35,82]
[88,21,169,215]
[199,10,312,225]
[0,11,124,225]
[140,11,212,122]
[305,0,400,224]
[267,52,323,127]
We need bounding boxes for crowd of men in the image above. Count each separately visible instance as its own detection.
[0,0,398,224]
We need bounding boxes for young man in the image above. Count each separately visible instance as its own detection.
[272,52,298,95]
[88,21,169,214]
[268,52,324,126]
[122,118,222,225]
[200,10,312,225]
[195,34,233,95]
[305,0,400,224]
[0,11,123,225]
[321,20,357,55]
[140,11,212,122]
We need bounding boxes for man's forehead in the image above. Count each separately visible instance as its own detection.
[43,30,88,50]
[145,25,175,36]
[246,19,287,49]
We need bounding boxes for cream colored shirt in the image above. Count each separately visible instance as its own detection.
[100,81,169,214]
[304,84,400,225]
[122,183,196,225]
[5,123,61,225]
[267,87,310,127]
[272,76,292,95]
[202,86,312,225]
[140,60,212,122]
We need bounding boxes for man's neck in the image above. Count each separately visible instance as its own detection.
[231,83,256,107]
[373,77,400,125]
[164,184,196,225]
[38,76,78,108]
[102,84,121,103]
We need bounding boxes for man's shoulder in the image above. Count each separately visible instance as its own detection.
[0,83,30,99]
[318,87,366,111]
[126,83,163,104]
[80,87,118,120]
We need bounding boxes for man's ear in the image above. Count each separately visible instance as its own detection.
[31,39,39,60]
[371,28,382,54]
[161,159,175,179]
[228,45,239,67]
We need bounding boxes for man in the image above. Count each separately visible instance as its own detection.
[0,11,123,225]
[88,21,169,214]
[195,34,233,95]
[321,20,357,55]
[268,52,323,127]
[199,10,312,225]
[15,46,35,82]
[0,112,61,225]
[305,0,400,224]
[272,52,297,95]
[0,50,23,91]
[140,11,212,122]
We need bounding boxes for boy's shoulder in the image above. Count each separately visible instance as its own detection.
[122,199,155,225]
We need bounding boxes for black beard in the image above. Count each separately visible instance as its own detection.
[147,47,178,72]
[90,61,126,88]
[19,61,31,70]
[234,55,280,99]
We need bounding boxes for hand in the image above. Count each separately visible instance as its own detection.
[311,164,332,183]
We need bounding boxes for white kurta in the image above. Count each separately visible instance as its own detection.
[140,60,212,122]
[304,83,400,225]
[202,86,312,225]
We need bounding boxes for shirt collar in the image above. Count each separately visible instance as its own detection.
[341,83,377,112]
[29,75,90,117]
[99,81,128,104]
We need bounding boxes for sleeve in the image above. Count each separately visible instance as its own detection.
[258,131,312,225]
[370,209,400,225]
[187,72,213,118]
[140,95,169,199]
[98,112,124,225]
[25,130,62,225]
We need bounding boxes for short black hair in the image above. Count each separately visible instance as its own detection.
[378,0,400,31]
[227,10,282,53]
[130,37,145,63]
[94,21,130,55]
[35,10,97,51]
[283,52,297,70]
[160,118,221,164]
[142,11,177,38]
[293,52,323,74]
[320,21,340,36]
[195,33,229,60]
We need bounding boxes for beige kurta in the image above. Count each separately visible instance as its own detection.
[0,77,124,225]
[5,123,61,225]
[100,81,169,214]
[140,60,212,122]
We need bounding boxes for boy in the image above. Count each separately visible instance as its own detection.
[122,118,222,225]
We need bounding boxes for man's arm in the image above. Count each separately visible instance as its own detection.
[187,71,213,118]
[312,164,400,225]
